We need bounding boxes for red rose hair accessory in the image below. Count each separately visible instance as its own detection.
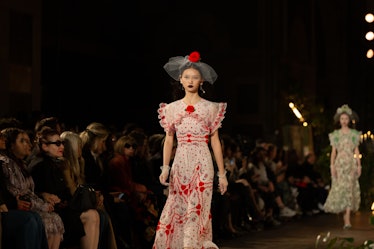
[163,51,218,84]
[188,51,201,62]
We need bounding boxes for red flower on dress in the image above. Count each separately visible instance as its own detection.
[185,105,195,114]
[188,51,200,62]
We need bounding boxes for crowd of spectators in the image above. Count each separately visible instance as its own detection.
[0,116,329,249]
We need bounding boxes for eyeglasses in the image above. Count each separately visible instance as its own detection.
[124,143,137,149]
[45,140,65,147]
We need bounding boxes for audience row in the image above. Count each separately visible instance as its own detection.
[0,116,329,249]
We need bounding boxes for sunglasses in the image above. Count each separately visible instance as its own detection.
[45,140,65,147]
[124,143,137,149]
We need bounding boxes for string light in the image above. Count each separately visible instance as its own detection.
[289,102,306,124]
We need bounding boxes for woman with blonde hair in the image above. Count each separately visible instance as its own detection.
[61,130,117,249]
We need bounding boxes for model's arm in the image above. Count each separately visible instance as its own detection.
[210,130,225,176]
[159,131,175,186]
[210,130,228,194]
[163,132,175,166]
[330,146,337,178]
[354,146,361,167]
[354,146,362,177]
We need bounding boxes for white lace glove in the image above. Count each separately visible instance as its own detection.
[159,165,170,186]
[218,171,228,195]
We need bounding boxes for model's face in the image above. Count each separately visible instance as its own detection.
[180,68,203,93]
[339,113,350,127]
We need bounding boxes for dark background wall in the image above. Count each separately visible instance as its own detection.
[1,0,373,151]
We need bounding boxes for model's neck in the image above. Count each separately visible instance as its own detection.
[183,94,201,105]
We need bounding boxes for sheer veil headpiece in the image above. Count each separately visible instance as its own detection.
[163,51,218,84]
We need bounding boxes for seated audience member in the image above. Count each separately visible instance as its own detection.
[107,135,159,249]
[0,128,64,249]
[0,185,49,249]
[79,122,133,249]
[242,146,296,226]
[148,133,168,210]
[0,130,49,249]
[60,130,117,249]
[297,152,328,215]
[30,127,101,249]
[26,116,64,172]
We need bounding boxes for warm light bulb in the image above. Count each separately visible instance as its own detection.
[366,31,374,41]
[366,13,374,23]
[367,49,373,59]
[292,108,302,119]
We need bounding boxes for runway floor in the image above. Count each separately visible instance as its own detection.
[216,211,374,249]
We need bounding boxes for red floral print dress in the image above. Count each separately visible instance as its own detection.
[153,98,227,249]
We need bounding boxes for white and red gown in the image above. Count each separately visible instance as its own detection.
[153,98,227,249]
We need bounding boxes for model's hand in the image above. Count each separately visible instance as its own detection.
[218,176,228,195]
[159,165,170,186]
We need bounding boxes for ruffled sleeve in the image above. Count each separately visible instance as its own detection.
[328,130,338,147]
[352,129,362,147]
[209,102,227,134]
[157,102,175,133]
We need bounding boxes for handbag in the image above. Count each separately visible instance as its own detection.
[69,184,97,212]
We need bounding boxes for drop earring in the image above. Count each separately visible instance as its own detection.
[200,84,206,94]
